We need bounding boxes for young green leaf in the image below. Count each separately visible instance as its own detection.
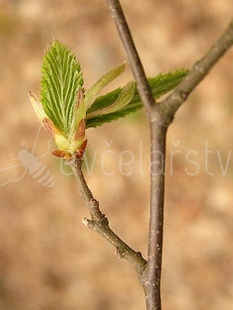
[86,68,188,128]
[87,82,135,119]
[84,63,126,110]
[40,40,83,135]
[29,40,86,159]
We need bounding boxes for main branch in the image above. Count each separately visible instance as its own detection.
[104,1,232,310]
[105,1,168,309]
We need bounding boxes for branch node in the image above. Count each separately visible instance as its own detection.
[115,246,124,258]
[180,91,188,100]
[82,217,94,229]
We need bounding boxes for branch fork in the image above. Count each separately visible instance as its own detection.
[71,2,233,309]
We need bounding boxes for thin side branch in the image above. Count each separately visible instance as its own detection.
[162,19,233,122]
[69,154,147,275]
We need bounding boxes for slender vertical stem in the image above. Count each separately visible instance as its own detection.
[105,0,156,116]
[105,1,164,309]
[144,121,167,310]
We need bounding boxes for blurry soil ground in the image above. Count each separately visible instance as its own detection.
[0,0,233,309]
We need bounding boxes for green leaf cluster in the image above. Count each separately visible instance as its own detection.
[29,40,188,157]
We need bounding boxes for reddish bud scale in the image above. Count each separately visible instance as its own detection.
[42,118,55,137]
[75,119,86,141]
[76,139,88,157]
[51,150,72,159]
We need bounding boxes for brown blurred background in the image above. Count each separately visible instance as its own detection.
[0,0,233,309]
